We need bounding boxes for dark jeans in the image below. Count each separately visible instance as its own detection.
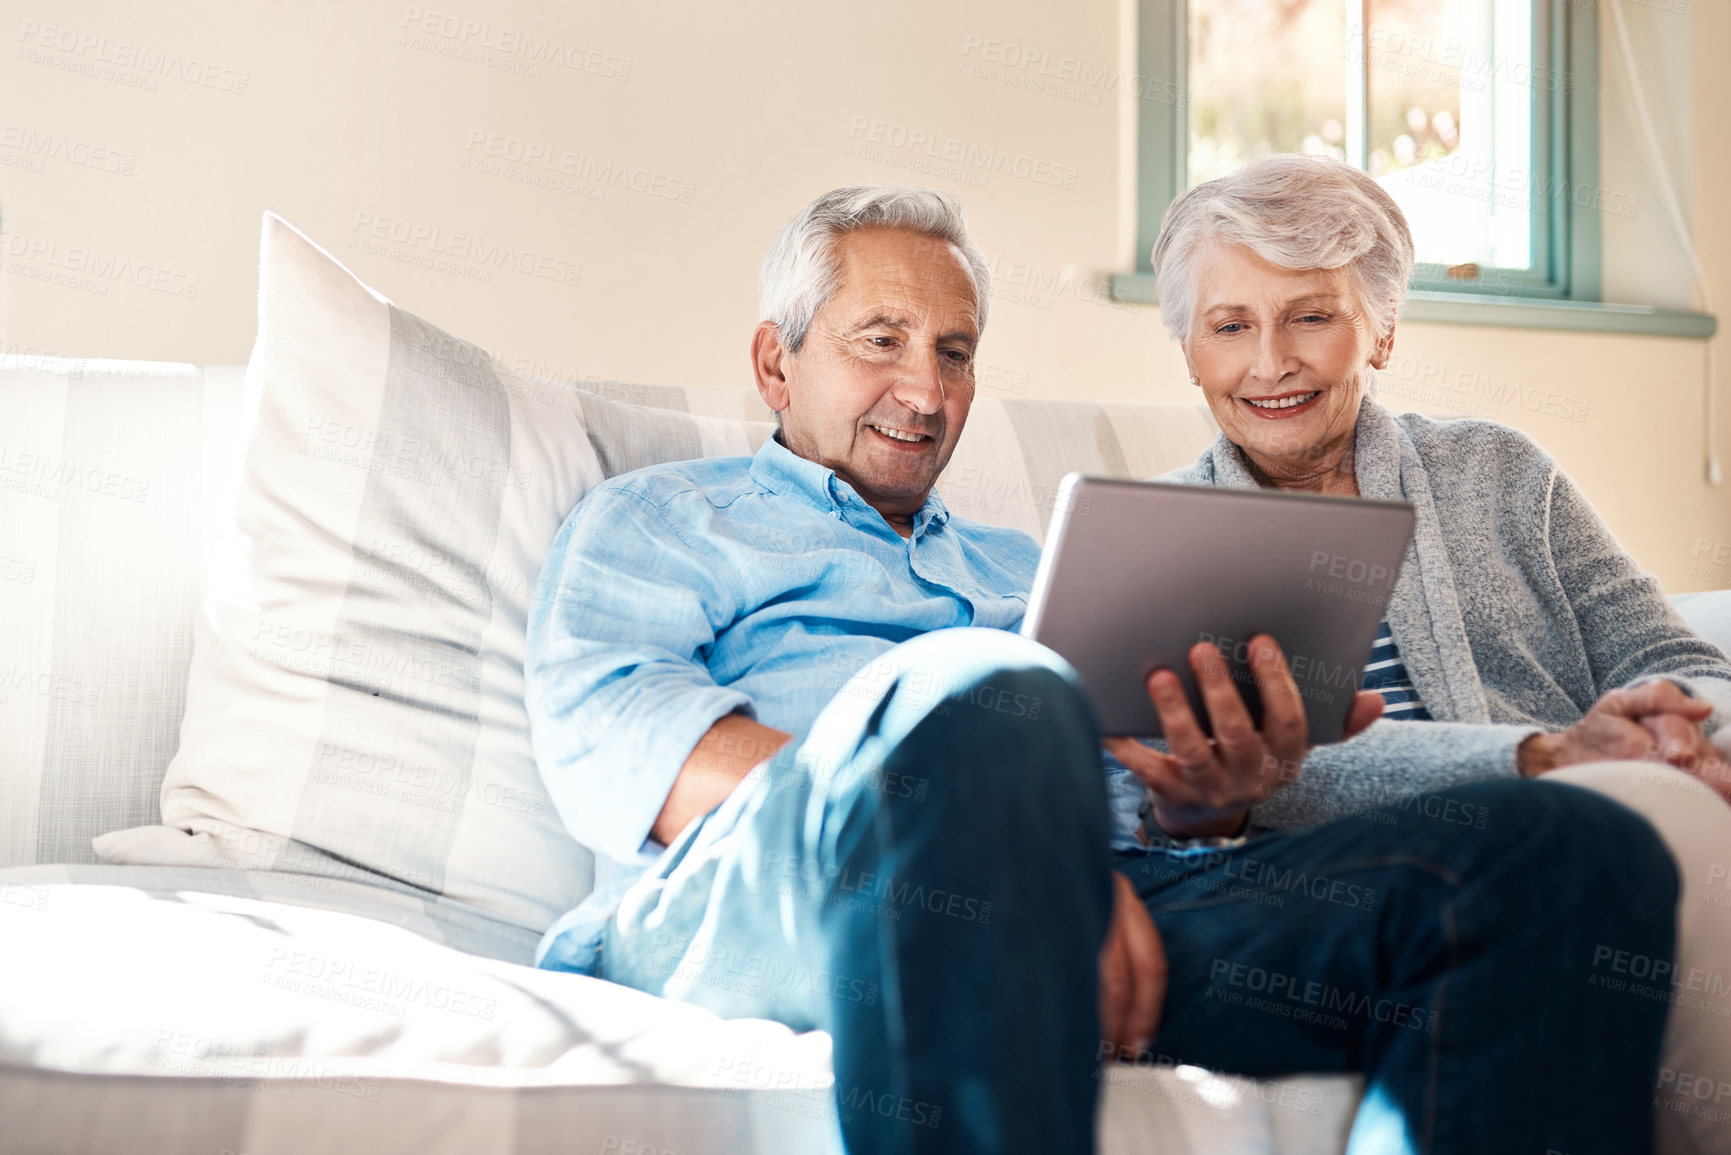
[596,629,1678,1155]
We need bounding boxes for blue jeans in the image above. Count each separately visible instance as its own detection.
[595,628,1678,1155]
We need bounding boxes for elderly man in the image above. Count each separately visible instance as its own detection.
[527,186,1676,1155]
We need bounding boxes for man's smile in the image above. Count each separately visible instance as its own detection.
[867,423,936,445]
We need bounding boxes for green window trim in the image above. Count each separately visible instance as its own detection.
[1125,0,1715,336]
[1109,273,1716,338]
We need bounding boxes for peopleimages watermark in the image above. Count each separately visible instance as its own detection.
[1707,863,1731,913]
[1399,160,1639,221]
[712,1056,839,1128]
[1,230,200,300]
[1590,946,1731,1016]
[1655,1065,1731,1127]
[1207,958,1439,1034]
[598,1139,682,1155]
[711,1057,944,1132]
[461,130,696,204]
[150,1032,380,1108]
[1301,547,1399,610]
[1692,539,1731,588]
[1374,357,1592,425]
[0,442,152,504]
[1100,1046,1330,1118]
[1193,630,1364,707]
[976,362,1031,395]
[0,122,134,176]
[298,410,535,489]
[397,8,631,80]
[760,849,995,926]
[248,617,483,696]
[0,664,99,708]
[347,211,582,286]
[354,532,530,602]
[1348,25,1571,95]
[153,1030,384,1102]
[976,252,1135,314]
[958,34,1188,109]
[0,884,51,913]
[638,933,880,1008]
[15,20,249,94]
[263,946,498,1020]
[845,116,1081,191]
[309,740,549,818]
[939,463,1095,520]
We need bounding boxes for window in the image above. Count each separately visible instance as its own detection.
[1132,0,1599,302]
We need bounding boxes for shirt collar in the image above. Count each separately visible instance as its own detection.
[749,433,951,539]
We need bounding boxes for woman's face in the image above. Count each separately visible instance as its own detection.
[1184,243,1391,484]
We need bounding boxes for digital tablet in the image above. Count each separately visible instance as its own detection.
[1019,474,1417,742]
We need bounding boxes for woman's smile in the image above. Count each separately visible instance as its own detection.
[1238,389,1323,419]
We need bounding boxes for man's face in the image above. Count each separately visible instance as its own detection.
[755,226,980,528]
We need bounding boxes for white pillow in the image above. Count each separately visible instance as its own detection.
[97,213,771,932]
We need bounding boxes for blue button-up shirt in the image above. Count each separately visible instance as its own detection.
[529,434,1152,971]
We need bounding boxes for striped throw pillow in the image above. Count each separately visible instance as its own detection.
[92,213,771,932]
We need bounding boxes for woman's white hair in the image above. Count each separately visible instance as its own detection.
[759,185,992,353]
[1151,155,1415,344]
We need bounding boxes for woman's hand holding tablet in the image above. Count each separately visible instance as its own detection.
[1104,634,1385,840]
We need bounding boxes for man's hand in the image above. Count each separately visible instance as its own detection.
[1518,681,1728,802]
[650,714,792,845]
[1103,636,1384,840]
[1099,871,1166,1060]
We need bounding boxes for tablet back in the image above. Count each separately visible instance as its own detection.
[1020,474,1417,742]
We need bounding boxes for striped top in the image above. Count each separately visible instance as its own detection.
[1360,620,1432,720]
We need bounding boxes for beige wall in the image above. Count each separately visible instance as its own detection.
[1,0,1725,589]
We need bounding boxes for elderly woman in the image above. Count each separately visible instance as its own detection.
[1119,153,1731,1152]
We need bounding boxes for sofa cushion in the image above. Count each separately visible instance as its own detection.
[0,359,234,868]
[1674,589,1731,662]
[93,214,772,931]
[0,868,1361,1154]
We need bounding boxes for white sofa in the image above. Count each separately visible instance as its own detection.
[0,350,1373,1154]
[4,219,1727,1154]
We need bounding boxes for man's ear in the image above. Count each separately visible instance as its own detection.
[752,322,792,415]
[1370,324,1396,371]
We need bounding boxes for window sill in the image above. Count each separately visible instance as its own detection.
[1108,274,1717,339]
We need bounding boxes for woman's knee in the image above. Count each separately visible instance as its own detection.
[1404,778,1679,907]
[1547,759,1731,914]
[1516,779,1680,906]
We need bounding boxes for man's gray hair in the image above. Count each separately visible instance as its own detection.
[759,185,992,353]
[1151,155,1414,344]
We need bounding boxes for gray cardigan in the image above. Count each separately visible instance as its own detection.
[1163,394,1731,830]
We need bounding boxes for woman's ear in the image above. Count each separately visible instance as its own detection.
[1370,324,1397,371]
[751,322,792,414]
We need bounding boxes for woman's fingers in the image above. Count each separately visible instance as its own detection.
[1189,642,1258,763]
[1146,668,1217,773]
[1344,691,1386,740]
[1551,711,1658,769]
[1243,636,1307,760]
[1639,713,1711,770]
[1598,681,1713,722]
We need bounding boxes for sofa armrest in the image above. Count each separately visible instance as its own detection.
[1673,591,1731,661]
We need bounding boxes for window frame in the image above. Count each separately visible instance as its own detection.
[1131,0,1601,302]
